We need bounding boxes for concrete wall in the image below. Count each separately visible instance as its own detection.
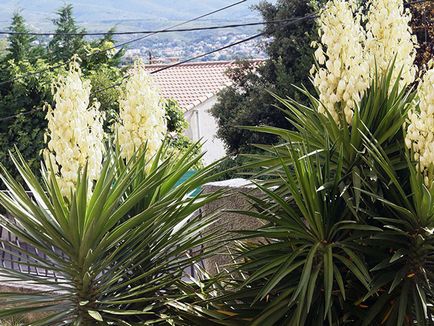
[184,96,226,165]
[201,179,263,275]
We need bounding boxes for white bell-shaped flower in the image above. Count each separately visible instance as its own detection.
[44,56,105,198]
[117,59,166,161]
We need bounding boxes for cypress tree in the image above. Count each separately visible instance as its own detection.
[48,4,86,62]
[5,11,36,62]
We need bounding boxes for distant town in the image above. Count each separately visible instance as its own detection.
[0,31,268,65]
[0,0,268,65]
[119,32,267,64]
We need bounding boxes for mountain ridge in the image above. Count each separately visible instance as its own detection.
[0,0,261,31]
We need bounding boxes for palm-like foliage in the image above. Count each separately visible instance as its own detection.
[0,143,222,325]
[198,146,376,325]
[198,64,433,325]
[244,66,415,186]
[358,134,434,325]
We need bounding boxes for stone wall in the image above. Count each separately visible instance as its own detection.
[201,178,263,275]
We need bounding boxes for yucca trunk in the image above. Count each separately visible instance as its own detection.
[74,271,96,324]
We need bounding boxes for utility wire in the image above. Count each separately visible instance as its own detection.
[104,0,247,53]
[2,0,428,37]
[0,0,427,34]
[0,0,428,36]
[0,109,39,122]
[0,0,247,87]
[0,0,427,121]
[0,12,316,122]
[0,1,248,121]
[91,13,317,96]
[0,19,313,36]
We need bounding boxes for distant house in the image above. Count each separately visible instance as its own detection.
[144,61,234,165]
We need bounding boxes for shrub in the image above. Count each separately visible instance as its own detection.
[194,67,430,325]
[0,143,222,324]
[191,0,434,324]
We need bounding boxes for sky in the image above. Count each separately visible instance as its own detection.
[0,0,275,31]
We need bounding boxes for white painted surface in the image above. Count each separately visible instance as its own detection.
[184,96,226,165]
[205,178,254,188]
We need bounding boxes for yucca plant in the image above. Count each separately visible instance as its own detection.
[196,144,378,325]
[195,62,430,325]
[355,132,434,325]
[0,143,222,325]
[244,66,415,189]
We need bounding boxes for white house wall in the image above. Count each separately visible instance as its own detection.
[184,96,226,165]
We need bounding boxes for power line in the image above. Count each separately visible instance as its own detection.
[1,0,427,37]
[0,1,248,121]
[0,12,316,121]
[0,0,247,87]
[0,0,428,37]
[91,13,317,96]
[1,0,426,121]
[0,19,312,36]
[93,0,247,52]
[91,31,266,95]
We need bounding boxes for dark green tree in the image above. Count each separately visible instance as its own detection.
[164,99,201,161]
[211,0,323,155]
[48,4,86,62]
[0,59,56,181]
[0,5,125,183]
[5,11,36,62]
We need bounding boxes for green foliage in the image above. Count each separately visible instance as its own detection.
[48,4,86,63]
[0,56,124,181]
[163,99,202,161]
[0,8,192,185]
[195,66,434,325]
[165,99,188,133]
[0,59,57,179]
[0,8,125,184]
[209,148,372,325]
[83,30,125,69]
[88,64,123,131]
[357,132,434,326]
[0,143,222,324]
[211,0,324,155]
[5,11,41,63]
[245,66,415,188]
[211,63,285,155]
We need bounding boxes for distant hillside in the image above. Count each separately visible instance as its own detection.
[0,0,261,31]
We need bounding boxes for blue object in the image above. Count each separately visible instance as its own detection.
[175,170,201,197]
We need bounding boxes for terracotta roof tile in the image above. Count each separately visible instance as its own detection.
[144,61,240,110]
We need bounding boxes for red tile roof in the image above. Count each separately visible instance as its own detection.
[143,61,239,110]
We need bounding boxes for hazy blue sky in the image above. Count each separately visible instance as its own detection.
[0,0,274,30]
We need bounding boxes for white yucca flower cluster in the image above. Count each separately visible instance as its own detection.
[44,58,165,198]
[312,0,369,124]
[366,0,417,87]
[312,0,418,125]
[44,57,105,198]
[117,60,167,161]
[405,64,434,186]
